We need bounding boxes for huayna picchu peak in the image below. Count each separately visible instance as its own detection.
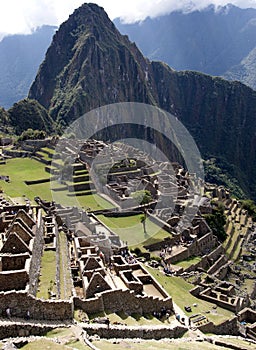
[28,3,256,201]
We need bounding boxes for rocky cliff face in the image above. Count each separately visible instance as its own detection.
[29,4,155,125]
[28,3,256,200]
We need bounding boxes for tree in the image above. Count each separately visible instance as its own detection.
[17,128,46,141]
[8,98,54,135]
[241,199,256,221]
[131,190,153,206]
[204,203,227,242]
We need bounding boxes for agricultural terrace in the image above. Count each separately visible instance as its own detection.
[97,214,172,247]
[0,158,114,210]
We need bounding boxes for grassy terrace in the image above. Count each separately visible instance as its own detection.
[145,266,234,325]
[97,214,172,247]
[0,158,52,202]
[173,256,202,269]
[37,250,57,299]
[59,231,73,299]
[0,158,114,210]
[93,339,251,350]
[21,337,90,350]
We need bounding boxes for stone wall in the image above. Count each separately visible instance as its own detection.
[214,262,230,280]
[0,270,29,291]
[85,323,186,340]
[28,210,45,296]
[2,150,29,158]
[238,308,256,323]
[197,317,239,336]
[199,288,246,313]
[1,254,29,271]
[213,317,240,336]
[147,214,173,234]
[22,139,51,148]
[0,291,73,320]
[74,296,104,314]
[73,289,173,316]
[207,245,225,261]
[0,323,55,340]
[208,255,228,275]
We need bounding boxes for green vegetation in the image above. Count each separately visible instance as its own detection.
[37,250,56,299]
[93,339,236,350]
[0,158,52,201]
[241,199,256,221]
[131,190,153,205]
[8,98,54,134]
[59,231,73,299]
[21,338,90,350]
[204,201,227,242]
[52,186,114,211]
[21,339,68,350]
[204,158,246,199]
[0,106,12,134]
[174,256,201,269]
[0,158,114,210]
[145,266,234,325]
[17,128,46,141]
[97,214,171,247]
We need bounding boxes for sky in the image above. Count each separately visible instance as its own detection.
[0,0,256,38]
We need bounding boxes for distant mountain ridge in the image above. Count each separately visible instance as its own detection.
[115,4,256,90]
[224,46,256,90]
[28,3,256,201]
[0,25,56,108]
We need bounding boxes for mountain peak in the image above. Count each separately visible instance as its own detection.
[29,2,151,120]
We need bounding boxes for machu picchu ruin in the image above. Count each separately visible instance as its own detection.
[0,136,255,349]
[1,2,256,349]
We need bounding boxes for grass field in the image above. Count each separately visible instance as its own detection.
[37,250,57,299]
[21,338,90,350]
[97,214,172,247]
[59,231,73,299]
[0,158,114,210]
[174,256,202,269]
[93,339,243,350]
[144,266,234,325]
[0,158,52,201]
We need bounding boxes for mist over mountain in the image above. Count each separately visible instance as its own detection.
[0,25,56,108]
[28,3,256,200]
[115,4,256,90]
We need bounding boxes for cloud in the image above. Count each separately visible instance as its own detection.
[0,0,255,39]
[104,0,256,23]
[0,0,84,38]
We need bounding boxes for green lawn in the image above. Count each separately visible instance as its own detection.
[0,158,115,210]
[93,339,236,350]
[144,266,234,325]
[52,185,115,211]
[37,250,57,299]
[59,231,73,299]
[0,158,52,201]
[97,214,172,246]
[174,256,202,269]
[21,338,90,350]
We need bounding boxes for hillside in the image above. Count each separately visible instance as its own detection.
[115,4,256,90]
[0,25,56,108]
[28,3,256,200]
[224,46,256,90]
